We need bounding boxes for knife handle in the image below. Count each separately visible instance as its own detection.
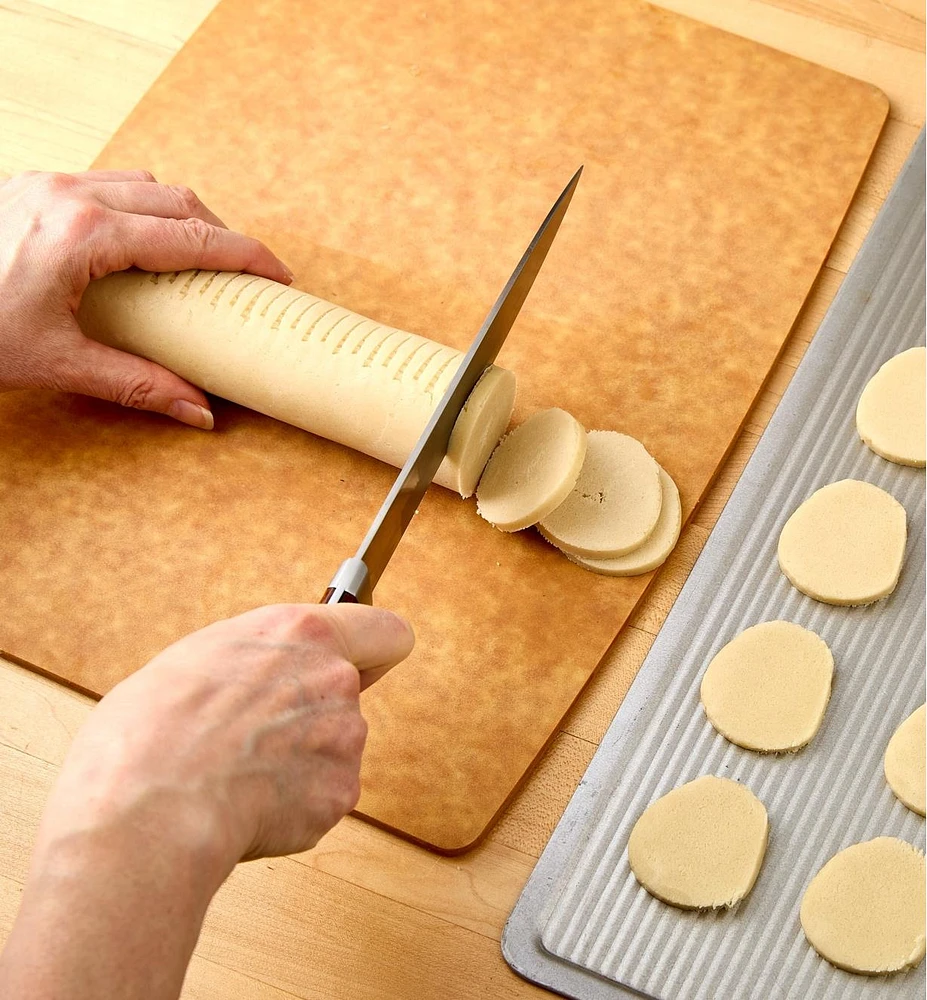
[321,557,372,605]
[321,587,358,605]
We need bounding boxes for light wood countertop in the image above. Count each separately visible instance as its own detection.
[1,2,923,996]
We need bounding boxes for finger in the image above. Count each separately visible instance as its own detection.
[92,181,227,229]
[56,335,214,428]
[73,169,158,183]
[208,603,414,686]
[106,213,293,284]
[321,604,415,686]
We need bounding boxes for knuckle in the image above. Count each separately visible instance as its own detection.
[170,184,201,218]
[292,606,341,647]
[334,772,362,816]
[43,171,79,195]
[346,712,368,754]
[114,374,157,410]
[62,201,106,240]
[180,215,215,252]
[327,658,361,699]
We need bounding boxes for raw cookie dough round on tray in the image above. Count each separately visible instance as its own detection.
[699,621,834,753]
[538,430,663,558]
[800,837,926,975]
[856,346,926,467]
[628,775,769,910]
[777,479,907,605]
[884,704,926,816]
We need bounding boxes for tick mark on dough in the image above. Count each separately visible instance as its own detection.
[178,269,202,298]
[424,351,458,394]
[331,319,369,354]
[227,275,262,309]
[301,304,341,342]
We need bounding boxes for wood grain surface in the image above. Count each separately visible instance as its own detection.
[0,0,888,854]
[0,0,923,996]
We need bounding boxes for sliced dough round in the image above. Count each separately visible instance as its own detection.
[628,775,769,910]
[699,621,834,753]
[884,704,926,816]
[856,346,926,467]
[565,467,681,575]
[449,366,517,498]
[777,479,907,606]
[476,408,586,531]
[800,838,926,975]
[538,431,662,558]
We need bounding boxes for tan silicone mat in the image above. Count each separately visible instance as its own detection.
[0,0,887,851]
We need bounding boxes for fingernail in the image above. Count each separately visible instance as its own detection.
[169,399,214,430]
[282,264,295,283]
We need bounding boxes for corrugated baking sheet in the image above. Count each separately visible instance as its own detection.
[503,129,926,1000]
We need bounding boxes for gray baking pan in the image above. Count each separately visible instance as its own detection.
[502,129,926,1000]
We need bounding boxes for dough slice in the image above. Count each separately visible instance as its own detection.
[565,467,681,575]
[699,621,834,752]
[856,346,926,467]
[777,479,907,606]
[628,775,769,910]
[476,408,586,531]
[884,704,926,816]
[538,431,662,558]
[800,838,926,975]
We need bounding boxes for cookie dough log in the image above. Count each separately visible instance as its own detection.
[856,346,926,467]
[700,621,834,753]
[884,704,926,816]
[628,775,769,910]
[777,480,907,605]
[800,838,926,975]
[476,408,586,531]
[77,269,516,497]
[538,431,663,558]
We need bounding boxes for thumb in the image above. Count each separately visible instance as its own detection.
[321,604,416,691]
[63,335,214,429]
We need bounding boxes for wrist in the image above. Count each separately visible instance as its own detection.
[3,785,234,1000]
[31,768,239,902]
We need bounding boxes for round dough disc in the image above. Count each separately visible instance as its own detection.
[565,467,681,576]
[476,408,586,531]
[448,366,517,498]
[699,621,834,752]
[885,704,926,816]
[777,479,907,606]
[856,346,926,467]
[800,838,926,975]
[538,430,662,558]
[628,775,769,910]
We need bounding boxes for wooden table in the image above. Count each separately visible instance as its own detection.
[0,2,922,996]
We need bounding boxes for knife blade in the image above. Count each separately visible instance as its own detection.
[323,167,582,604]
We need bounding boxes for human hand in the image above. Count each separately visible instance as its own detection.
[0,169,293,428]
[32,603,414,874]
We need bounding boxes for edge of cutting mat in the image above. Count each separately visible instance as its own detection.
[501,128,926,998]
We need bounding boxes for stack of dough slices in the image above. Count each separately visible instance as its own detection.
[476,410,682,576]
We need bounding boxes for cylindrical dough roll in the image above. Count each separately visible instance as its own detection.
[76,268,517,497]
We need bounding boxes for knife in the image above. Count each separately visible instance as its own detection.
[322,167,582,605]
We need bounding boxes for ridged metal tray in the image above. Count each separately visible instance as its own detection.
[503,130,926,1000]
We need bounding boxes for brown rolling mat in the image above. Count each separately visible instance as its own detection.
[0,0,886,852]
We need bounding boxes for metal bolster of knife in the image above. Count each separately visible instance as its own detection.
[322,556,372,605]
